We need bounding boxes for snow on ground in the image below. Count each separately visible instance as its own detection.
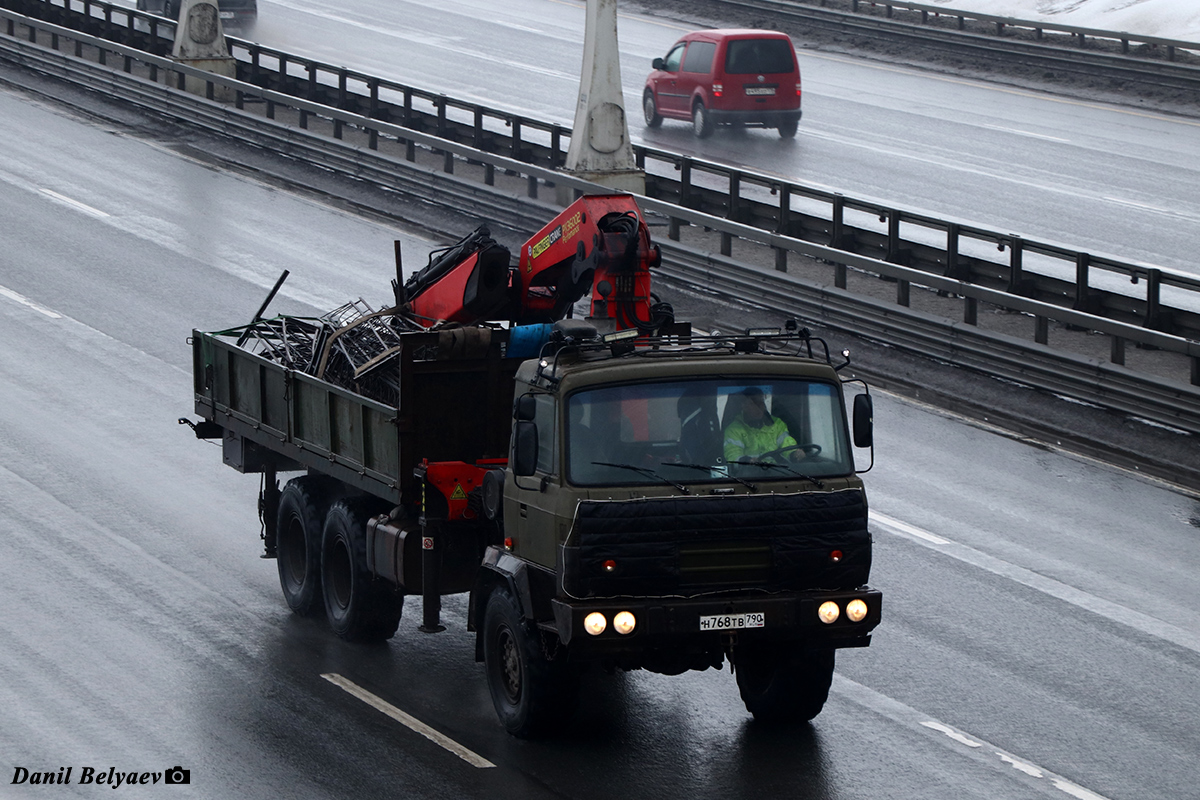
[930,0,1200,42]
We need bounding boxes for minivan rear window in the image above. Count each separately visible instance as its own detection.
[682,41,716,74]
[724,39,794,75]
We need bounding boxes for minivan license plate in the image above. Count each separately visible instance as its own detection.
[744,87,776,96]
[699,612,765,631]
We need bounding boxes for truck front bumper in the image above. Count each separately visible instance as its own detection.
[550,587,881,657]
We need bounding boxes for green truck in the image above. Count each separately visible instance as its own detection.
[185,197,882,736]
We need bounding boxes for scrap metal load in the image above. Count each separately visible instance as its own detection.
[228,195,672,405]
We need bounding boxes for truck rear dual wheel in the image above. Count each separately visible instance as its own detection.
[736,645,835,723]
[276,477,333,617]
[482,588,578,738]
[321,499,404,642]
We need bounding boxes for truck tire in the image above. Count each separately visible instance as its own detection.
[482,588,578,737]
[321,499,404,642]
[736,645,834,723]
[275,476,332,617]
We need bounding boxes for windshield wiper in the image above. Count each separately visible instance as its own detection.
[592,461,690,493]
[667,462,757,492]
[737,459,824,488]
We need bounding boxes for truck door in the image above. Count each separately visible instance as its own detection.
[504,394,562,569]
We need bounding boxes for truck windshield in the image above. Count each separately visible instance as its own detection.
[567,378,853,487]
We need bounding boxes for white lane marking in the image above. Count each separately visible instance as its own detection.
[38,188,110,218]
[979,124,1071,143]
[1000,753,1044,778]
[837,675,1114,800]
[0,284,63,319]
[798,126,1200,227]
[321,673,496,769]
[801,48,1200,129]
[1102,196,1178,215]
[267,0,573,80]
[920,720,982,747]
[1053,779,1108,799]
[872,511,950,545]
[870,511,1200,656]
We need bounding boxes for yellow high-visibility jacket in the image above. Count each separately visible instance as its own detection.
[723,414,797,463]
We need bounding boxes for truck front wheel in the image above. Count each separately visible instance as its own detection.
[321,499,404,642]
[482,588,578,737]
[276,477,331,616]
[736,645,834,723]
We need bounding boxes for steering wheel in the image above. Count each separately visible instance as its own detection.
[758,443,822,462]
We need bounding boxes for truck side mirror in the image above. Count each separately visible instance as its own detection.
[514,393,537,421]
[513,421,539,476]
[853,394,873,448]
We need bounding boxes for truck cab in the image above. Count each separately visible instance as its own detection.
[475,325,880,735]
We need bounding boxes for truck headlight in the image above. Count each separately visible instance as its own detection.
[613,611,636,635]
[846,599,868,622]
[584,612,607,635]
[817,601,840,624]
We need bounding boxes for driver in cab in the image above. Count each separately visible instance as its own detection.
[723,387,801,464]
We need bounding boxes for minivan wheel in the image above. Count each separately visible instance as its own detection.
[692,102,715,139]
[643,91,662,128]
[778,117,799,139]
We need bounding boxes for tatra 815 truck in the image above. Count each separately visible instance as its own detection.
[184,195,881,737]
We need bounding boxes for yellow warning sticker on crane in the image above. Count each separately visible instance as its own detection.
[450,484,467,500]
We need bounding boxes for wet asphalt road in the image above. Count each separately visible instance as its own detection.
[1,82,1199,799]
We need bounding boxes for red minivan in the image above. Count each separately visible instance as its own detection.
[643,29,802,139]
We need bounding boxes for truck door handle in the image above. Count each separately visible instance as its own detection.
[519,504,528,518]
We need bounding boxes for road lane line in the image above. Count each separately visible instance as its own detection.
[920,720,981,747]
[836,675,1115,800]
[979,124,1071,143]
[870,511,1200,656]
[38,188,110,218]
[320,673,496,769]
[0,284,63,319]
[872,511,950,545]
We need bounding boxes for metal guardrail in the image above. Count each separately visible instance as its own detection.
[710,0,1200,92]
[2,5,1199,440]
[816,0,1200,54]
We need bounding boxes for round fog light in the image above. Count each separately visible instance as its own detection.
[584,612,607,636]
[613,611,636,635]
[817,601,840,624]
[846,599,868,622]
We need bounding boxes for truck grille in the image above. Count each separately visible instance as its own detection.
[679,541,771,585]
[561,489,870,598]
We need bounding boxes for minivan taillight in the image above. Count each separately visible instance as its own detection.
[712,83,723,97]
[796,83,803,96]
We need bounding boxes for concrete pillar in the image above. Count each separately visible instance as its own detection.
[562,0,645,196]
[171,0,236,100]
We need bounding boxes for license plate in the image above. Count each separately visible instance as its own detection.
[744,87,776,96]
[699,612,765,631]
